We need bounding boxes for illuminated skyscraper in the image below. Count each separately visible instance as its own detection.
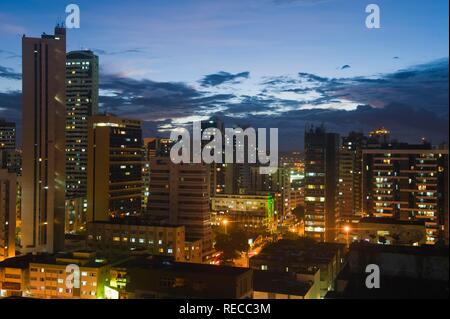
[21,25,66,253]
[65,50,99,199]
[337,132,367,228]
[304,125,339,242]
[87,115,143,222]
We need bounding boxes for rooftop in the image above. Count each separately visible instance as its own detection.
[252,239,345,265]
[253,270,312,296]
[359,217,426,226]
[115,255,251,276]
[349,242,449,257]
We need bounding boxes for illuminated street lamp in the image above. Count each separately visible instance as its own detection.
[344,225,351,248]
[223,218,229,234]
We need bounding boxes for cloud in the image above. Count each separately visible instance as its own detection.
[0,65,21,80]
[92,48,148,56]
[200,71,250,87]
[0,50,21,59]
[1,58,448,149]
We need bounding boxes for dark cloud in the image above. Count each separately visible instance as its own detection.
[92,48,147,56]
[1,59,448,150]
[0,65,21,80]
[297,72,329,83]
[200,71,250,87]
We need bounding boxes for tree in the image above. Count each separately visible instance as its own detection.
[292,205,305,221]
[214,226,249,265]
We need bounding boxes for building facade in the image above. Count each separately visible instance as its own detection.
[65,50,99,200]
[147,157,212,258]
[362,146,449,244]
[28,251,110,299]
[304,126,339,242]
[211,193,275,230]
[87,115,143,222]
[0,169,16,261]
[86,220,188,262]
[21,26,66,253]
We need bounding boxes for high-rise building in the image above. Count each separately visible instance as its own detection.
[87,115,143,222]
[0,169,16,261]
[304,125,339,242]
[337,132,367,231]
[65,50,99,199]
[0,120,16,150]
[147,157,213,258]
[201,118,227,196]
[362,144,449,244]
[21,26,66,253]
[0,120,20,174]
[142,137,174,210]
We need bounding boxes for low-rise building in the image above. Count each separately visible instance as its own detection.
[354,217,427,246]
[0,254,38,297]
[211,194,275,230]
[28,251,110,299]
[108,256,253,299]
[253,269,320,299]
[332,243,449,298]
[250,239,346,298]
[86,219,191,262]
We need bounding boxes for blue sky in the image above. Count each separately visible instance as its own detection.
[1,0,449,149]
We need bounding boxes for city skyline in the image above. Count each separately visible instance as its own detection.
[0,0,449,302]
[0,0,448,149]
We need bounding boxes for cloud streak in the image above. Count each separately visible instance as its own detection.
[200,71,250,87]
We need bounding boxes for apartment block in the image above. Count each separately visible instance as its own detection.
[87,115,143,222]
[362,145,448,244]
[86,219,189,262]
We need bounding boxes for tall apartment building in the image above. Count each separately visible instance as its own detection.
[362,144,449,244]
[337,132,367,229]
[201,118,227,196]
[0,169,16,261]
[87,115,143,222]
[21,26,66,253]
[304,125,339,242]
[147,157,212,258]
[0,120,20,174]
[65,50,99,199]
[142,137,173,210]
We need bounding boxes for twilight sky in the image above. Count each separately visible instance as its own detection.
[0,0,448,149]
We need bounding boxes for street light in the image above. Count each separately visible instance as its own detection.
[223,219,229,234]
[344,225,351,248]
